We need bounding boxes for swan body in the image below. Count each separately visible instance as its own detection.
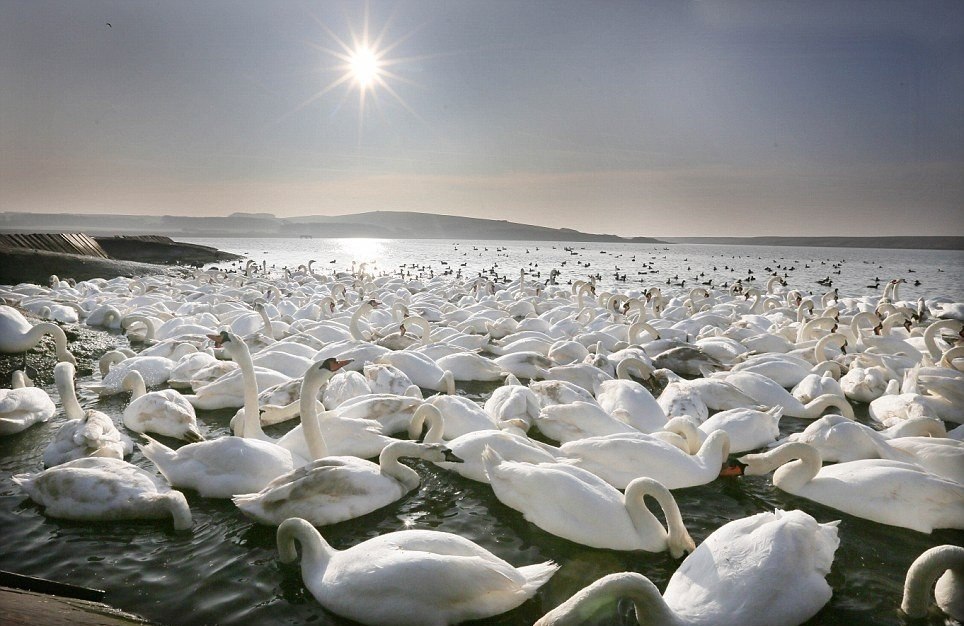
[435,351,506,381]
[121,371,203,442]
[739,443,964,533]
[43,362,133,467]
[277,518,559,626]
[0,373,55,435]
[536,509,838,626]
[88,356,176,396]
[423,394,497,438]
[234,441,454,526]
[697,406,782,453]
[534,401,637,443]
[14,457,192,530]
[561,430,731,490]
[482,447,695,554]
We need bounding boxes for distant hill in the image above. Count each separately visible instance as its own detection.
[664,236,964,251]
[0,210,662,244]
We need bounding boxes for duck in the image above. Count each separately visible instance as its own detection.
[0,370,56,435]
[535,509,838,626]
[0,304,76,365]
[121,371,204,442]
[901,545,964,621]
[13,457,192,530]
[737,442,964,533]
[43,362,133,467]
[481,446,695,554]
[276,517,559,626]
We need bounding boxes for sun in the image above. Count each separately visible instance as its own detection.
[348,45,381,89]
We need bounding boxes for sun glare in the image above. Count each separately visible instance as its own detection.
[349,46,380,88]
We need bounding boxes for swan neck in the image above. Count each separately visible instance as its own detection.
[349,303,371,341]
[232,340,266,440]
[277,518,333,576]
[901,545,964,618]
[28,323,75,365]
[55,366,85,421]
[625,478,694,558]
[410,405,445,443]
[764,443,822,491]
[378,443,422,491]
[123,371,147,400]
[166,492,193,531]
[536,572,679,626]
[300,374,330,460]
[804,394,854,419]
[617,357,653,380]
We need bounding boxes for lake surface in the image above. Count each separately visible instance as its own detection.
[1,237,962,625]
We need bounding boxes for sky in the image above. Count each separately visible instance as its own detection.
[1,0,962,237]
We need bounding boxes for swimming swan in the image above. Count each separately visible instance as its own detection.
[233,441,457,526]
[738,442,964,533]
[535,509,838,626]
[276,517,558,626]
[0,370,55,435]
[122,370,204,442]
[14,457,192,530]
[481,447,695,554]
[0,305,76,365]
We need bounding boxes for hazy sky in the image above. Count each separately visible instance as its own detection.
[2,1,962,237]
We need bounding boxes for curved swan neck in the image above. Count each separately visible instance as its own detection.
[698,430,730,464]
[803,394,854,419]
[166,492,193,531]
[122,371,147,400]
[54,363,84,421]
[924,320,963,362]
[813,332,846,363]
[616,357,654,380]
[349,302,373,341]
[441,370,456,395]
[662,416,701,455]
[409,404,445,443]
[743,442,822,491]
[901,545,964,618]
[277,518,333,574]
[624,478,694,559]
[535,572,679,626]
[378,442,424,491]
[27,323,75,365]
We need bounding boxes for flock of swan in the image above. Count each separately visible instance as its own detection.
[1,260,963,625]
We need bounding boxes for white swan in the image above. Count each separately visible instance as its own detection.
[0,304,76,365]
[276,517,558,626]
[121,370,203,442]
[481,447,695,554]
[14,457,192,530]
[713,371,854,419]
[738,442,964,533]
[0,370,55,435]
[43,362,133,467]
[560,429,731,490]
[535,509,838,626]
[697,406,783,453]
[233,441,456,526]
[593,357,666,432]
[435,351,507,382]
[901,544,964,621]
[412,404,557,483]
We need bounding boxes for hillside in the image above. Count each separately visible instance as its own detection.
[0,211,662,243]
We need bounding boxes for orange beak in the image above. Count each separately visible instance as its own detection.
[331,359,353,371]
[207,334,225,348]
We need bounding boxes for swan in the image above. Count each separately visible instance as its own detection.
[493,351,552,380]
[560,429,731,490]
[43,362,133,467]
[533,401,638,443]
[481,447,695,554]
[422,394,497,438]
[901,545,964,621]
[712,371,854,419]
[412,404,558,483]
[376,351,456,394]
[0,304,76,365]
[13,457,192,530]
[483,382,542,425]
[535,509,838,626]
[121,371,204,442]
[0,370,55,435]
[276,517,558,626]
[435,351,507,382]
[791,372,844,405]
[593,357,666,432]
[88,354,177,396]
[136,344,343,498]
[738,442,964,533]
[697,406,783,453]
[233,441,457,526]
[363,363,419,396]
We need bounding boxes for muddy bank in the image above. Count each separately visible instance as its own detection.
[0,248,188,286]
[94,236,241,265]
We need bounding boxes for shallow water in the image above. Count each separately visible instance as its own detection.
[1,238,962,625]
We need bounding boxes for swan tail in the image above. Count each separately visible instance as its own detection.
[518,560,560,595]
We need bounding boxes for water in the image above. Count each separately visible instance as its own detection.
[1,238,962,625]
